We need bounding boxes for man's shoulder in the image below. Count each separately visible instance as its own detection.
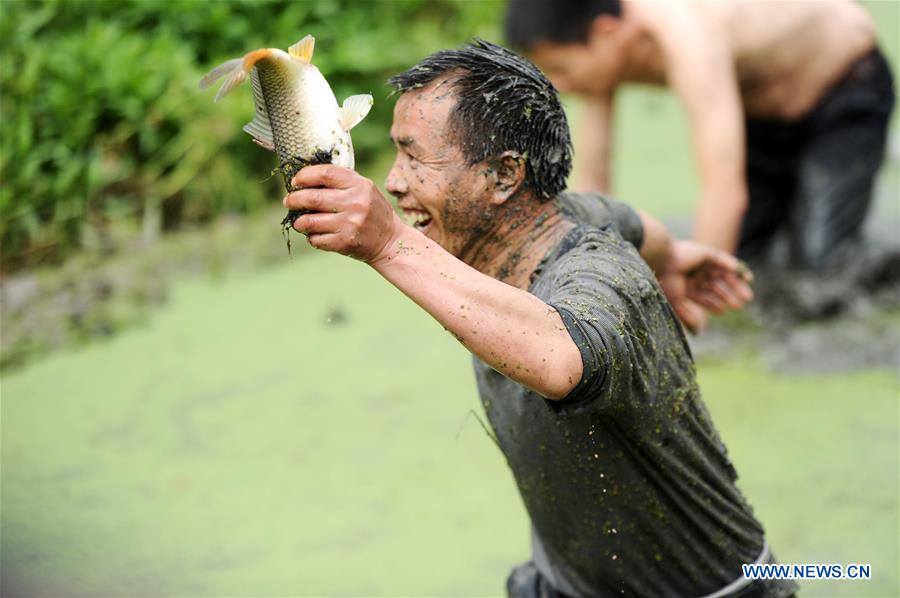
[545,223,626,263]
[555,192,613,226]
[547,224,642,267]
[535,224,656,302]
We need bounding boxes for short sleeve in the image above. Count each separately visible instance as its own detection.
[539,238,652,415]
[556,192,644,250]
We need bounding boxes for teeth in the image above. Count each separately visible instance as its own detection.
[402,211,431,227]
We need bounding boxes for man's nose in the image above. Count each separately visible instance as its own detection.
[385,160,408,197]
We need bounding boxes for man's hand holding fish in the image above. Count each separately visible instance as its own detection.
[284,165,402,263]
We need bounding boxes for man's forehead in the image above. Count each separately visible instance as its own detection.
[398,79,458,111]
[391,81,458,137]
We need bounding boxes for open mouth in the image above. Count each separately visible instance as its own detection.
[401,209,433,234]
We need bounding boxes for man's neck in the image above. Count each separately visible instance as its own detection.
[460,197,574,290]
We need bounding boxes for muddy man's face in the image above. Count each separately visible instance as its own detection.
[386,80,500,259]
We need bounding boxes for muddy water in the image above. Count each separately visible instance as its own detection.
[686,148,900,373]
[689,244,900,373]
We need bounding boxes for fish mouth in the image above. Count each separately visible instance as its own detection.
[401,208,433,234]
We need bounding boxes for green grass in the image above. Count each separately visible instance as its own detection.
[2,252,898,596]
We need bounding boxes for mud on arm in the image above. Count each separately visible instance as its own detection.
[370,225,585,400]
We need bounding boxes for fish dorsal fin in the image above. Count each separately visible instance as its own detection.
[241,68,275,152]
[338,94,374,131]
[288,35,315,63]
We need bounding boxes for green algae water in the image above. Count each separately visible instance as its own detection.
[2,251,898,596]
[3,3,898,594]
[1,253,527,596]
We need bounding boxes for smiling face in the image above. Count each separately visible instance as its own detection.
[386,80,500,259]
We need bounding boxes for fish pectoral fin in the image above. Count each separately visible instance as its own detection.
[242,68,275,152]
[199,58,247,102]
[338,94,374,131]
[243,118,275,152]
[249,136,276,152]
[288,35,315,64]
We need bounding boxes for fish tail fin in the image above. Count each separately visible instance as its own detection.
[198,58,246,102]
[339,94,374,131]
[200,49,280,103]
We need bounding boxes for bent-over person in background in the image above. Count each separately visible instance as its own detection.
[506,0,895,278]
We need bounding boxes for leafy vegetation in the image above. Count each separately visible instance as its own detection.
[0,0,501,270]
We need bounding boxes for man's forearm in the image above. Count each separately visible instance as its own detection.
[693,189,747,253]
[635,209,673,273]
[371,226,583,400]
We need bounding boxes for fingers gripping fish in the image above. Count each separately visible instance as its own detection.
[199,35,373,251]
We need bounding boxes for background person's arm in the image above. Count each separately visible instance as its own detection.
[285,165,584,401]
[574,95,615,193]
[637,209,752,333]
[648,6,748,253]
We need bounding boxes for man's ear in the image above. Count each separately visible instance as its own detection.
[489,151,527,204]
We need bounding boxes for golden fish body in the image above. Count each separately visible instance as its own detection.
[199,35,373,181]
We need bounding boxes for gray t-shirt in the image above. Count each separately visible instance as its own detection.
[554,191,644,250]
[473,198,796,597]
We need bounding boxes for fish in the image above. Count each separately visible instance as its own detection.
[198,35,373,248]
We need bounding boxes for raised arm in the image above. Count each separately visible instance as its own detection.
[647,5,748,253]
[284,165,583,400]
[574,95,615,193]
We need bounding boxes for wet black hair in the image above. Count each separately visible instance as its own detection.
[504,0,622,49]
[388,39,572,201]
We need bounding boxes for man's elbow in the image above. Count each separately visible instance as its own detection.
[540,359,583,401]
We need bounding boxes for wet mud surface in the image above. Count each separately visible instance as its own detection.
[681,158,900,374]
[690,245,900,373]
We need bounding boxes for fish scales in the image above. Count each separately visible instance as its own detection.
[254,63,337,193]
[255,63,337,167]
[199,35,373,246]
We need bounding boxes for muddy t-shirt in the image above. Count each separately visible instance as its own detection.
[554,191,644,250]
[472,222,796,597]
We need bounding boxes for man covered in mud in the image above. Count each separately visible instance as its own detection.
[505,0,896,275]
[283,41,795,597]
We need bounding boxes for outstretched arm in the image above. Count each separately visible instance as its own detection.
[284,165,583,400]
